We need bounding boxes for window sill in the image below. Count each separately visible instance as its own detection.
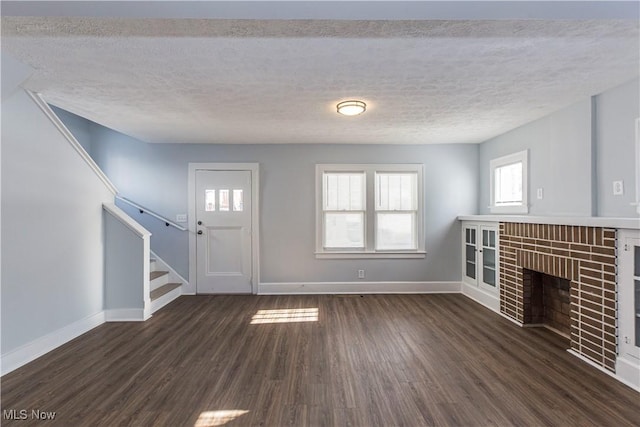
[315,251,426,259]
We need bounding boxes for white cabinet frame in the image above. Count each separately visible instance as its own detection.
[616,228,640,391]
[461,221,500,312]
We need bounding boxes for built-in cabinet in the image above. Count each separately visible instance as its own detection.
[617,228,640,390]
[461,221,499,311]
[459,216,640,390]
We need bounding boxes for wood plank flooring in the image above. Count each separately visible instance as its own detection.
[2,294,639,426]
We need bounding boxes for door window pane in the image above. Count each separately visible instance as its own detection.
[219,189,229,211]
[376,213,415,250]
[483,267,496,287]
[466,244,476,264]
[466,261,476,279]
[324,213,364,248]
[483,248,496,269]
[233,189,244,212]
[205,189,216,212]
[470,228,476,245]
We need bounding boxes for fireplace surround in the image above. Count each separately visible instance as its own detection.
[499,223,617,371]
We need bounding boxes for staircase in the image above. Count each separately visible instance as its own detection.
[149,257,182,313]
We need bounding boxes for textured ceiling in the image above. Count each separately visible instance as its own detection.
[2,17,638,144]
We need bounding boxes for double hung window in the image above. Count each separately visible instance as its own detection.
[316,164,424,258]
[322,172,366,249]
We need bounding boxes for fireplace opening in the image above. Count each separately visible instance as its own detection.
[523,269,571,339]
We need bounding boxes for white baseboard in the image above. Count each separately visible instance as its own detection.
[615,356,640,392]
[461,283,500,313]
[567,350,640,392]
[1,311,105,376]
[105,308,149,322]
[497,310,524,326]
[150,286,182,313]
[258,281,461,295]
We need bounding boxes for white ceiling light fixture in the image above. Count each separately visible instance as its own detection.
[337,100,366,116]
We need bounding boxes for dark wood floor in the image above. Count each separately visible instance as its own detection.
[2,294,639,426]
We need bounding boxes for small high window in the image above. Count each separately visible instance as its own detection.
[490,150,528,214]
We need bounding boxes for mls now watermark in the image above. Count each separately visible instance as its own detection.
[3,409,57,421]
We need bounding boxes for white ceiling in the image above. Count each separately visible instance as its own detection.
[1,2,639,145]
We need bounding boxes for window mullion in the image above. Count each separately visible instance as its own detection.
[365,169,375,252]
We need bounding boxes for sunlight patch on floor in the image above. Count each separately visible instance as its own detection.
[250,307,319,324]
[195,410,250,426]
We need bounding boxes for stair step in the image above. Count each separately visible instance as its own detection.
[150,270,169,281]
[150,283,181,301]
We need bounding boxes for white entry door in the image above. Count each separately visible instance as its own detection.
[195,170,252,293]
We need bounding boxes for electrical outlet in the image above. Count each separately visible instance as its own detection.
[357,269,365,279]
[536,188,544,200]
[176,213,187,223]
[613,180,624,196]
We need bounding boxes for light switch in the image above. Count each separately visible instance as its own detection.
[176,213,187,223]
[613,181,624,196]
[536,188,544,200]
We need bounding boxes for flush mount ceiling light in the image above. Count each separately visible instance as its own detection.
[336,100,366,116]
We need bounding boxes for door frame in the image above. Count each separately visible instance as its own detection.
[188,163,260,294]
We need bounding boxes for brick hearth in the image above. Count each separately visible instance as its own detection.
[499,223,617,371]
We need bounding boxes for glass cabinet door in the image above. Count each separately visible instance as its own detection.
[464,227,477,284]
[635,245,640,348]
[620,236,640,362]
[617,233,640,387]
[481,227,497,290]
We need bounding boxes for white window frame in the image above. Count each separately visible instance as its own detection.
[315,164,425,259]
[489,150,529,214]
[635,118,640,215]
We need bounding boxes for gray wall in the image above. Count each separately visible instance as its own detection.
[479,98,594,216]
[90,125,479,283]
[1,53,33,102]
[1,88,114,354]
[479,78,640,217]
[51,105,93,155]
[595,78,640,217]
[104,212,146,311]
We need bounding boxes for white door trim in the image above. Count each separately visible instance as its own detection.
[188,163,260,294]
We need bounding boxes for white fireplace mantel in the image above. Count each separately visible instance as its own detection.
[458,215,639,230]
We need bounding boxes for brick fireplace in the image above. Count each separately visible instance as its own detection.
[499,223,617,371]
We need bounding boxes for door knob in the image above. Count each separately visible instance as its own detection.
[197,221,202,225]
[197,230,203,235]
